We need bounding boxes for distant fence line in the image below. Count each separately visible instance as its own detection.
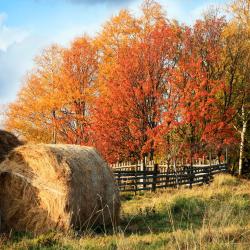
[111,161,228,193]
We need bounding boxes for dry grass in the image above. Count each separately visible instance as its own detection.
[1,174,250,249]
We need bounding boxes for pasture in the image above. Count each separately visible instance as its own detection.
[1,174,250,249]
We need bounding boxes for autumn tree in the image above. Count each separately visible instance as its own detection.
[5,37,98,146]
[5,45,65,142]
[190,14,235,158]
[92,2,183,163]
[57,36,98,144]
[221,0,250,174]
[163,13,238,164]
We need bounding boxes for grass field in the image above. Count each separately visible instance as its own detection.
[1,174,250,249]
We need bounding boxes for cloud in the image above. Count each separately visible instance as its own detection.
[0,36,37,104]
[69,0,131,3]
[190,2,225,23]
[35,0,135,6]
[0,13,29,52]
[0,19,104,106]
[0,14,35,105]
[0,13,7,25]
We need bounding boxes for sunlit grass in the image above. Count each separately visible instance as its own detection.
[2,174,250,249]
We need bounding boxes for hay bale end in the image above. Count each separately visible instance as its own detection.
[0,144,120,234]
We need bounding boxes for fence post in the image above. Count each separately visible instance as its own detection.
[209,152,212,166]
[139,160,143,189]
[174,160,179,188]
[143,156,147,189]
[189,165,193,189]
[207,162,213,182]
[134,167,138,195]
[118,171,121,190]
[152,163,159,192]
[203,166,210,184]
[225,147,228,171]
[165,167,169,188]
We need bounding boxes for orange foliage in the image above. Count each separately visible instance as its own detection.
[5,0,239,163]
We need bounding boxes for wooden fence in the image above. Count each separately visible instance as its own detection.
[112,162,227,193]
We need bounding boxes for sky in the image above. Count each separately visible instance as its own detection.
[0,0,228,107]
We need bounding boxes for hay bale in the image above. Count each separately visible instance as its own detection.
[0,144,120,234]
[0,130,22,163]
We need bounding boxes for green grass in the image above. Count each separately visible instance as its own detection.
[2,174,250,249]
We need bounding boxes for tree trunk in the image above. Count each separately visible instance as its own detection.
[239,121,247,175]
[52,110,57,144]
[149,140,154,161]
[239,104,247,176]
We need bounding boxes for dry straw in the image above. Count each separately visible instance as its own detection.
[0,143,120,234]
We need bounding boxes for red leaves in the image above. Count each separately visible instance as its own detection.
[91,21,181,162]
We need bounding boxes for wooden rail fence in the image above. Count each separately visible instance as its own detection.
[112,163,227,193]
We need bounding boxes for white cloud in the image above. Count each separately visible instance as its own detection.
[190,2,225,23]
[0,13,29,52]
[0,14,44,106]
[0,36,38,104]
[50,23,102,46]
[158,1,186,22]
[0,18,103,107]
[68,0,133,4]
[0,13,7,25]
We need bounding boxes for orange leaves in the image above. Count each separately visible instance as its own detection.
[6,38,98,145]
[5,45,65,143]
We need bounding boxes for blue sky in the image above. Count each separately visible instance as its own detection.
[0,0,227,106]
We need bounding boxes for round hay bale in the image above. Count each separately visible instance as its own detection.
[0,130,22,163]
[0,144,120,234]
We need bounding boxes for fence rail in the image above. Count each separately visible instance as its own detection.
[112,163,227,193]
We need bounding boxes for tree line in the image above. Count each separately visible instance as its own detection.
[4,0,250,174]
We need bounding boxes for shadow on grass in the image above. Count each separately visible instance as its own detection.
[120,196,206,235]
[1,231,67,250]
[120,192,250,235]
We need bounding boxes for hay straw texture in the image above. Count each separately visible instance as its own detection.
[0,144,120,234]
[0,130,22,163]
